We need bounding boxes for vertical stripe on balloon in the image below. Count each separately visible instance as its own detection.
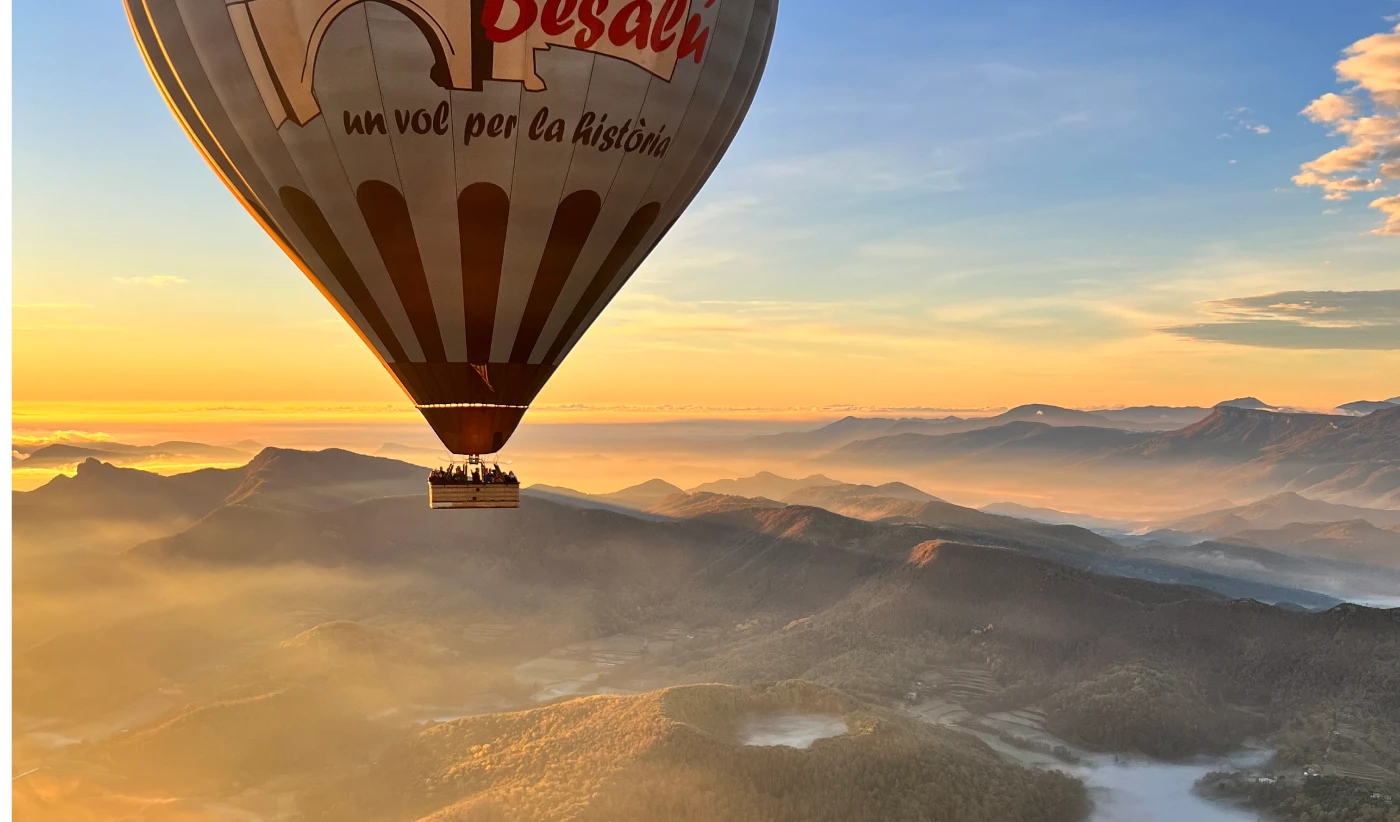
[544,202,661,364]
[468,0,495,90]
[511,190,603,363]
[357,180,447,362]
[279,186,408,363]
[457,182,511,363]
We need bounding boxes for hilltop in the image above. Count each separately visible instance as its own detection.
[1338,399,1400,416]
[304,682,1087,822]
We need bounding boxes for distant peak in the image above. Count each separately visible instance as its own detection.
[613,478,684,495]
[75,457,114,474]
[1215,397,1274,410]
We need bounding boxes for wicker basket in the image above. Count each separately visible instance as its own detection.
[429,483,521,509]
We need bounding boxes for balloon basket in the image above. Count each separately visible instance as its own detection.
[429,483,520,510]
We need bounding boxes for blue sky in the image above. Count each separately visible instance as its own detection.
[13,0,1400,412]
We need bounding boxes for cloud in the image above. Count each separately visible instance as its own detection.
[1224,107,1271,135]
[1336,23,1400,109]
[1370,194,1400,235]
[1160,290,1400,349]
[1298,143,1379,174]
[1294,22,1400,233]
[11,429,117,450]
[114,275,187,287]
[1302,92,1358,122]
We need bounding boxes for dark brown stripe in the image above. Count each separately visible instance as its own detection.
[389,362,556,406]
[416,405,528,456]
[458,183,510,362]
[280,187,408,362]
[357,180,447,362]
[469,0,495,89]
[510,190,602,363]
[544,202,661,364]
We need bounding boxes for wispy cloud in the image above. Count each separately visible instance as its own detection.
[14,303,95,310]
[11,429,117,450]
[1293,22,1400,234]
[1224,107,1271,135]
[114,275,187,287]
[1160,290,1400,349]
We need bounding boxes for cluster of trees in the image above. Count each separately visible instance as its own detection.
[652,543,1400,765]
[1042,662,1262,759]
[1200,773,1400,822]
[303,683,1088,822]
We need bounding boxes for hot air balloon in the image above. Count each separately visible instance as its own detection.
[125,0,777,508]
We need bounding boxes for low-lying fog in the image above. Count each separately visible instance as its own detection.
[1072,750,1270,822]
[740,713,849,749]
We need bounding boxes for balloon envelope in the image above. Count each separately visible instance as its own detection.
[126,0,777,454]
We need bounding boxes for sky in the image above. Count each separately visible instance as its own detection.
[12,0,1400,441]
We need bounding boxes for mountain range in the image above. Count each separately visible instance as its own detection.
[744,404,1215,454]
[14,446,1400,821]
[13,440,254,468]
[1153,491,1400,534]
[12,448,426,553]
[10,446,1351,613]
[821,406,1400,509]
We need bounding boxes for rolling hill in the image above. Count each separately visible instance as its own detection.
[13,447,430,554]
[1338,399,1399,416]
[1222,520,1400,569]
[826,422,1151,465]
[1094,405,1212,427]
[222,447,424,512]
[1159,492,1400,534]
[689,471,842,499]
[664,539,1399,759]
[15,440,254,468]
[102,686,389,794]
[303,682,1088,822]
[978,502,1133,532]
[121,450,1343,610]
[744,404,1209,454]
[815,407,1400,509]
[1110,406,1400,466]
[12,458,247,552]
[1217,397,1277,410]
[1125,538,1400,605]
